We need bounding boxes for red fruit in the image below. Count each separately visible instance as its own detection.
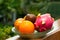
[34,13,54,32]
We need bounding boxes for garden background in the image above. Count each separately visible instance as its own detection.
[0,0,60,40]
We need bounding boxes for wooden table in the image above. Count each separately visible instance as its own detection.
[44,31,60,40]
[6,19,60,40]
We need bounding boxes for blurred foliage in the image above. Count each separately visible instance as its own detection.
[51,0,60,1]
[0,24,16,40]
[47,2,60,20]
[0,0,51,25]
[0,0,60,18]
[21,0,50,15]
[0,0,50,16]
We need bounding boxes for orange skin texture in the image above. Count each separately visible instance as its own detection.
[19,20,34,34]
[14,18,24,30]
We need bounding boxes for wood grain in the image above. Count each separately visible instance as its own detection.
[44,31,60,40]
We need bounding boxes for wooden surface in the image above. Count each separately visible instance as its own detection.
[44,31,60,40]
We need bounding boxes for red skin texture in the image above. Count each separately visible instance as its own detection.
[34,14,54,32]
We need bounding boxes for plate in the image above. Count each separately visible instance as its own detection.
[12,27,53,38]
[6,20,59,40]
[12,20,59,38]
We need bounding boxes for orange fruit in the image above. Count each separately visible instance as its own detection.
[14,18,24,30]
[19,20,34,34]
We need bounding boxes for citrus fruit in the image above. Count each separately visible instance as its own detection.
[14,18,24,30]
[19,20,34,34]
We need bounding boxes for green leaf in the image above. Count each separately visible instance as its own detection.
[0,0,3,4]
